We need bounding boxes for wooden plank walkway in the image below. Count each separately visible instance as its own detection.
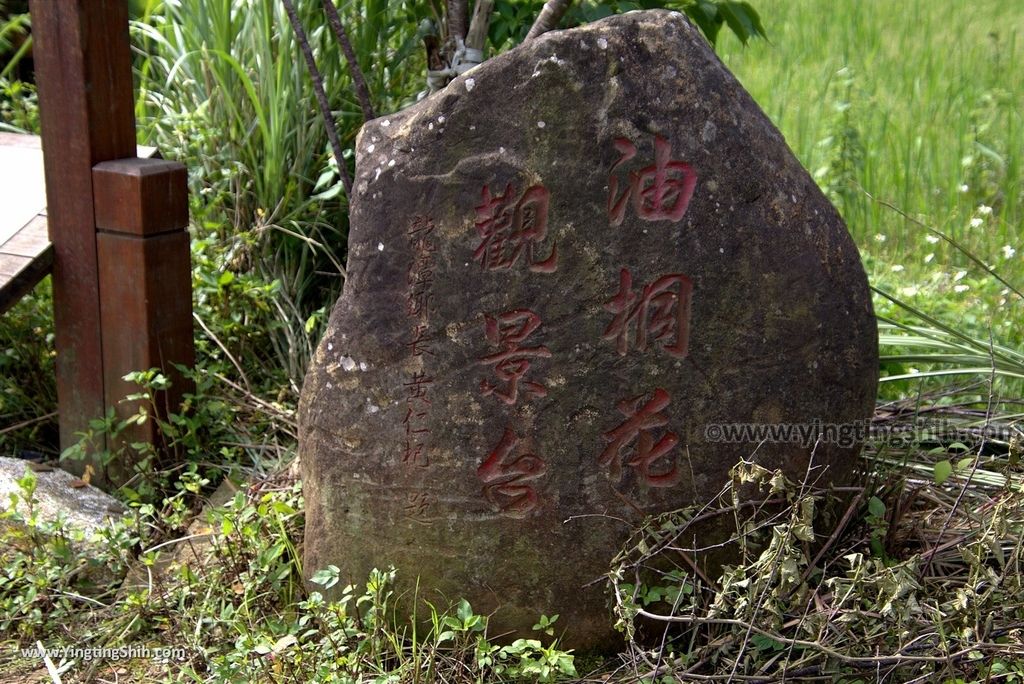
[0,133,51,314]
[0,133,156,315]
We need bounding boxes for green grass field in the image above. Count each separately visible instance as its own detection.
[717,0,1022,351]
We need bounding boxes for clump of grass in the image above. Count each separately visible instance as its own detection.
[0,280,56,457]
[607,450,1024,681]
[0,467,579,683]
[130,0,433,392]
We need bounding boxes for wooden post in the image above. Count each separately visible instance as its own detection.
[93,159,195,487]
[29,0,194,489]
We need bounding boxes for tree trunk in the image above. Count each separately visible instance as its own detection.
[447,0,468,41]
[525,0,573,41]
[465,0,494,53]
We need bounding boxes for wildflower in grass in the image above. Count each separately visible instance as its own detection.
[926,235,940,244]
[874,233,887,242]
[969,217,984,228]
[1002,245,1016,259]
[978,204,993,216]
[954,270,968,281]
[924,253,935,263]
[891,264,904,272]
[954,284,970,293]
[900,286,919,297]
[959,184,969,192]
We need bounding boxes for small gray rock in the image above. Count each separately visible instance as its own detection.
[0,457,128,540]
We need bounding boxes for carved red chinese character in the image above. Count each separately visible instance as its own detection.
[404,371,433,407]
[408,215,435,239]
[478,309,552,405]
[603,268,693,359]
[403,492,434,525]
[403,405,429,427]
[478,428,547,516]
[407,277,433,319]
[608,135,697,225]
[402,371,432,467]
[401,438,429,468]
[406,217,436,319]
[473,183,558,273]
[407,323,434,357]
[599,388,680,487]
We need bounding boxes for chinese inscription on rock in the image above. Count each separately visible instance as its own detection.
[300,10,878,653]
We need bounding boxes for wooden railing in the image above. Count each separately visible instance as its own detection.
[0,1,197,490]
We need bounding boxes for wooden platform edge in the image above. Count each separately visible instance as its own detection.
[0,241,54,315]
[0,141,159,317]
[0,132,42,149]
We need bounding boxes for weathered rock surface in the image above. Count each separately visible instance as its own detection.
[300,10,877,651]
[0,457,127,539]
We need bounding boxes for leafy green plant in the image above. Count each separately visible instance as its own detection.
[0,280,56,456]
[57,359,293,508]
[814,66,866,222]
[864,494,888,558]
[0,76,37,133]
[0,469,141,642]
[489,0,766,50]
[477,634,578,682]
[0,0,30,79]
[876,289,1024,390]
[532,612,559,636]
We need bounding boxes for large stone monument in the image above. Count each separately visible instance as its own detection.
[300,10,877,651]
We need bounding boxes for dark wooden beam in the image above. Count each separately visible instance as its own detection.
[30,0,137,474]
[28,1,197,491]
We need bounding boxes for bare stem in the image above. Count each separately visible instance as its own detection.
[281,0,352,197]
[321,0,376,122]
